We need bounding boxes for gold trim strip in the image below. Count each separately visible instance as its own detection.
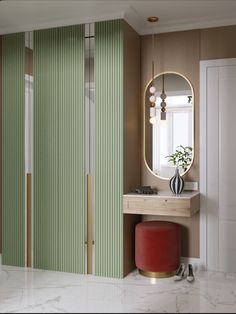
[139,269,176,279]
[87,174,93,274]
[27,173,32,268]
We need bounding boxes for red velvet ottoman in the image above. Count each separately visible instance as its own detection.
[135,221,181,278]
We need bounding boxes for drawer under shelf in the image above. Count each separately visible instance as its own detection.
[123,192,200,217]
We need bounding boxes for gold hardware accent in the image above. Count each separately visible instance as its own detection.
[139,269,176,278]
[87,174,93,274]
[85,241,95,245]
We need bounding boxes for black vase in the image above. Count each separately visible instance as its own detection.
[169,167,184,195]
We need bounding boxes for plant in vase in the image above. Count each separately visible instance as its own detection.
[166,145,193,172]
[165,146,193,195]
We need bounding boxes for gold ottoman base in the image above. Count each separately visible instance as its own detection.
[139,269,176,279]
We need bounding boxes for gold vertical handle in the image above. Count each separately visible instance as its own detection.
[87,174,93,274]
[27,173,32,268]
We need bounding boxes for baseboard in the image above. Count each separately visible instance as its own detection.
[0,254,205,273]
[181,257,206,272]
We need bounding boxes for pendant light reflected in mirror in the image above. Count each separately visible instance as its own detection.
[160,74,167,120]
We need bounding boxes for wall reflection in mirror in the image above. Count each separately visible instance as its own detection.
[145,72,194,179]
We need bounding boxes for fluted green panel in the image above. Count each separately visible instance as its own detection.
[34,26,85,273]
[2,33,25,266]
[58,26,85,273]
[95,20,124,278]
[34,28,59,270]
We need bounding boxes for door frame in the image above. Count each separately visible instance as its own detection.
[200,58,236,271]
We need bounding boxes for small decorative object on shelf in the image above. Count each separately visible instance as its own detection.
[166,145,192,194]
[169,167,184,195]
[134,186,158,195]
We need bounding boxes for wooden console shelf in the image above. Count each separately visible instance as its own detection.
[123,192,200,217]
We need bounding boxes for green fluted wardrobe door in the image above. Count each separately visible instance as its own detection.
[34,28,59,270]
[57,26,85,273]
[2,33,25,266]
[34,25,85,273]
[94,20,124,278]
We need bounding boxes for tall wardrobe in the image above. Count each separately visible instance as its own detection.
[1,19,141,278]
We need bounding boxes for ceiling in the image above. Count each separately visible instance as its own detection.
[1,0,236,35]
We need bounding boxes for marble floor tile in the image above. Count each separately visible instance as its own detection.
[0,265,236,313]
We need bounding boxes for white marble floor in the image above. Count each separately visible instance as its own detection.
[1,265,236,313]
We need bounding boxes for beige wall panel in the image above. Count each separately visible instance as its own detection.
[25,47,33,76]
[123,21,141,276]
[123,214,141,276]
[124,21,141,194]
[201,25,236,60]
[141,30,200,189]
[141,30,200,257]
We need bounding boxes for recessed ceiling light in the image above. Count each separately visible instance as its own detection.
[147,17,159,23]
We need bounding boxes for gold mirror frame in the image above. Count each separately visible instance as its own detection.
[143,71,195,180]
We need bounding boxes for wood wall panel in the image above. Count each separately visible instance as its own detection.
[143,212,200,258]
[25,47,33,75]
[141,30,200,190]
[141,30,201,257]
[201,25,236,60]
[123,21,141,276]
[141,25,236,258]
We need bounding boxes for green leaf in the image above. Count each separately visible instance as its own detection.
[164,145,193,168]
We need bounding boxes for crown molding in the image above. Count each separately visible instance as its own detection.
[0,11,125,35]
[1,5,236,36]
[124,5,144,35]
[137,17,236,35]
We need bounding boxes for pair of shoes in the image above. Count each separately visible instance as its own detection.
[173,263,185,281]
[174,263,195,282]
[187,264,195,283]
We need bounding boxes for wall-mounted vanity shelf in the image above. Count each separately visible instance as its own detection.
[123,191,200,218]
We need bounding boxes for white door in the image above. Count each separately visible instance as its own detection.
[201,58,236,272]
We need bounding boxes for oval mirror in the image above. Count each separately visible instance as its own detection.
[144,72,194,179]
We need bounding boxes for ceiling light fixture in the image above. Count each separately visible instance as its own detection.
[148,16,159,125]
